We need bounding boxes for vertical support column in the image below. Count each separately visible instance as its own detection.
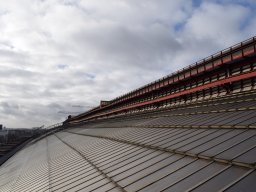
[254,37,256,52]
[241,42,245,57]
[226,66,231,79]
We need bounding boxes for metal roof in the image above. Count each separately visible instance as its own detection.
[0,89,255,192]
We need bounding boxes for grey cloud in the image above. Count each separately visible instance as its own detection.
[71,24,183,78]
[0,49,29,66]
[0,68,36,78]
[0,102,20,115]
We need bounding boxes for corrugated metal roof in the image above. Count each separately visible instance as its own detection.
[0,90,255,192]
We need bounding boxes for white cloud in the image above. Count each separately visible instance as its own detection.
[0,0,255,127]
[184,3,249,42]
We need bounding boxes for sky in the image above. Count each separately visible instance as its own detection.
[0,0,255,128]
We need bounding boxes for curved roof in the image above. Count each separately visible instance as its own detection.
[0,36,255,192]
[0,89,255,192]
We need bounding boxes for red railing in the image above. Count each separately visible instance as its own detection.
[113,36,256,103]
[69,36,256,122]
[71,70,256,123]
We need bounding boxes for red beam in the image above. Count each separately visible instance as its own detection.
[107,38,256,105]
[79,70,256,121]
[70,40,256,121]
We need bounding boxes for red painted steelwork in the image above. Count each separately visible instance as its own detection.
[76,70,256,122]
[74,37,256,118]
[67,37,256,124]
[92,42,254,116]
[108,37,256,104]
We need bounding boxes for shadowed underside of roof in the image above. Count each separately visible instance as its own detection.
[0,89,255,192]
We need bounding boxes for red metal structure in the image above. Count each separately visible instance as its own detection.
[66,36,256,125]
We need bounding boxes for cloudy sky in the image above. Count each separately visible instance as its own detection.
[0,0,255,128]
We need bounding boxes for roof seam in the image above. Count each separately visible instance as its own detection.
[185,165,232,192]
[136,158,199,191]
[220,169,255,192]
[54,134,126,192]
[159,161,215,192]
[78,90,256,124]
[231,144,256,162]
[89,125,250,129]
[46,138,53,192]
[83,98,256,126]
[211,134,256,159]
[64,131,255,169]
